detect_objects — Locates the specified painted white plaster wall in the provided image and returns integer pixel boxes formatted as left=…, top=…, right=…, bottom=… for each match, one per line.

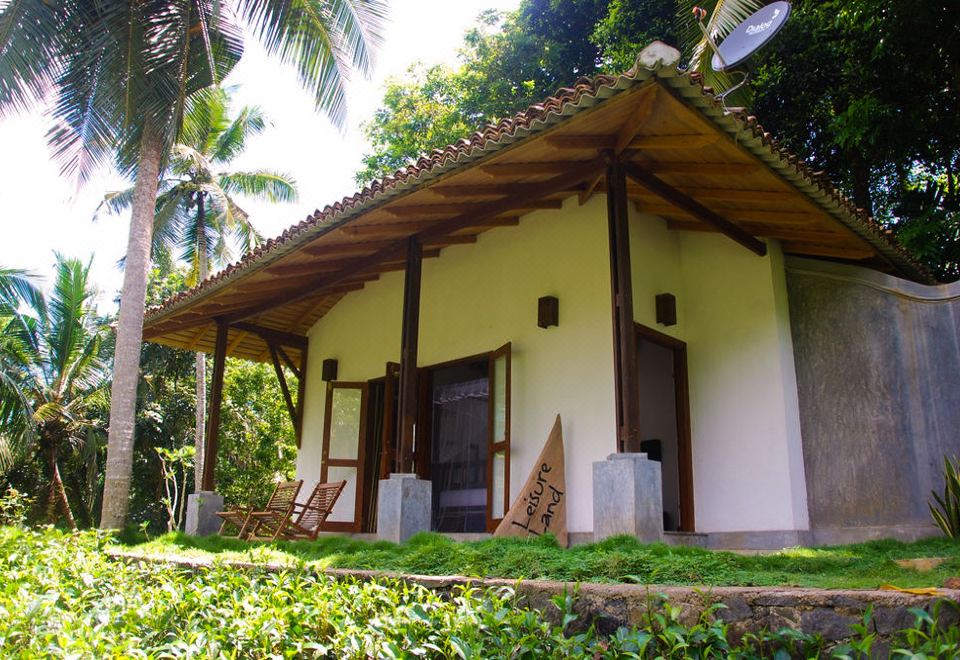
left=297, top=196, right=808, bottom=535
left=679, top=234, right=808, bottom=532
left=626, top=210, right=808, bottom=533
left=298, top=196, right=617, bottom=532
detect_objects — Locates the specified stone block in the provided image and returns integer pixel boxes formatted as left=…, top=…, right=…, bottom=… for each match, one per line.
left=377, top=474, right=431, bottom=543
left=185, top=491, right=224, bottom=536
left=593, top=453, right=663, bottom=542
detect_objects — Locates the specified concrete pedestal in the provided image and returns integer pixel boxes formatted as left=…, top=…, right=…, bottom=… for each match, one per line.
left=377, top=474, right=431, bottom=543
left=593, top=453, right=663, bottom=542
left=185, top=491, right=224, bottom=536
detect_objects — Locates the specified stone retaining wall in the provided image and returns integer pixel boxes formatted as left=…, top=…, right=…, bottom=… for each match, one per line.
left=112, top=551, right=959, bottom=654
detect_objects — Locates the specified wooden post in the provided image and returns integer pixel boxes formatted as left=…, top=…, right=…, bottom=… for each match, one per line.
left=294, top=342, right=308, bottom=448
left=605, top=154, right=642, bottom=453
left=397, top=236, right=423, bottom=473
left=202, top=319, right=228, bottom=491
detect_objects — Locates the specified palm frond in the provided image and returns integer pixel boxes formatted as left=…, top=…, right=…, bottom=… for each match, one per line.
left=211, top=104, right=267, bottom=163
left=676, top=0, right=766, bottom=96
left=236, top=0, right=388, bottom=128
left=219, top=170, right=298, bottom=203
left=0, top=0, right=67, bottom=117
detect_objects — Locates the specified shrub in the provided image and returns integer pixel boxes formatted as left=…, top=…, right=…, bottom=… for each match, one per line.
left=0, top=487, right=32, bottom=526
left=930, top=455, right=960, bottom=539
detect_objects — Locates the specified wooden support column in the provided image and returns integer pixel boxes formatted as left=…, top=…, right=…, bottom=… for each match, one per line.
left=397, top=236, right=423, bottom=473
left=294, top=342, right=309, bottom=448
left=605, top=154, right=642, bottom=454
left=202, top=319, right=228, bottom=491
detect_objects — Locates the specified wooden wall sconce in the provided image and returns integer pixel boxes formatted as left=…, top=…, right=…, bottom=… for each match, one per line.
left=321, top=358, right=339, bottom=382
left=538, top=296, right=559, bottom=328
left=655, top=293, right=677, bottom=326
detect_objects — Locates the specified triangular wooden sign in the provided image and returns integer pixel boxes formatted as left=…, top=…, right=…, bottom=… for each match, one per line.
left=494, top=415, right=568, bottom=547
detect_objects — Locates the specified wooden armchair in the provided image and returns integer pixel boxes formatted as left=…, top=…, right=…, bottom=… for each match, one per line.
left=246, top=480, right=347, bottom=542
left=216, top=479, right=303, bottom=539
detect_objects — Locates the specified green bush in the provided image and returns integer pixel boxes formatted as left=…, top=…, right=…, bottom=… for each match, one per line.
left=930, top=455, right=960, bottom=539
left=0, top=487, right=32, bottom=526
left=1, top=527, right=958, bottom=658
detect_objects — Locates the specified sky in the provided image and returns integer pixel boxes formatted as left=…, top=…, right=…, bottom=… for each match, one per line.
left=0, top=0, right=521, bottom=311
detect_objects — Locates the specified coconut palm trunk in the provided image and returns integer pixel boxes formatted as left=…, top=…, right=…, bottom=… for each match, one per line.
left=194, top=194, right=208, bottom=491
left=44, top=438, right=77, bottom=530
left=100, top=130, right=164, bottom=529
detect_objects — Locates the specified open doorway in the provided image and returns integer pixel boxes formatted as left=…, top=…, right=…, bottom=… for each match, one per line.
left=635, top=324, right=694, bottom=532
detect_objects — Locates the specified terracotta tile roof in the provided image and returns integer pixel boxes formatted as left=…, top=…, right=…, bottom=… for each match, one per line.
left=145, top=42, right=931, bottom=322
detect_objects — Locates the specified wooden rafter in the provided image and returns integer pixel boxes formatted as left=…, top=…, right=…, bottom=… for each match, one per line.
left=614, top=86, right=657, bottom=154
left=622, top=161, right=767, bottom=256
left=547, top=133, right=718, bottom=150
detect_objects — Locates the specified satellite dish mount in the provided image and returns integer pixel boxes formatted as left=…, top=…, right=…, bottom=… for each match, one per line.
left=693, top=1, right=791, bottom=109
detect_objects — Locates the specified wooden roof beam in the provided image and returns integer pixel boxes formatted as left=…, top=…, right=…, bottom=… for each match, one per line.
left=479, top=160, right=596, bottom=176
left=385, top=199, right=562, bottom=218
left=548, top=134, right=718, bottom=150
left=614, top=86, right=657, bottom=154
left=231, top=321, right=308, bottom=349
left=429, top=183, right=584, bottom=198
left=622, top=161, right=767, bottom=257
left=633, top=201, right=823, bottom=226
left=302, top=241, right=395, bottom=257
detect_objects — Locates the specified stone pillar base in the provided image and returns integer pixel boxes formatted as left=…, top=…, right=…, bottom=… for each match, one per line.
left=593, top=453, right=663, bottom=542
left=377, top=474, right=431, bottom=543
left=185, top=491, right=224, bottom=536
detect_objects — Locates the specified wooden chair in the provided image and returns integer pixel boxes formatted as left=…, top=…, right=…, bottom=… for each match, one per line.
left=216, top=480, right=302, bottom=539
left=246, top=480, right=347, bottom=542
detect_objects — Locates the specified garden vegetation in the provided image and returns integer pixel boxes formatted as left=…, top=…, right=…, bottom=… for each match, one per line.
left=3, top=526, right=959, bottom=658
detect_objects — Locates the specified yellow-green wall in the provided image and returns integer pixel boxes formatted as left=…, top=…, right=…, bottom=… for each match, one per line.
left=298, top=194, right=809, bottom=535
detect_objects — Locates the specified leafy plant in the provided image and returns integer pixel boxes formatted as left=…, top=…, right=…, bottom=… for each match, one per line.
left=156, top=445, right=195, bottom=533
left=1, top=527, right=959, bottom=658
left=930, top=455, right=960, bottom=539
left=0, top=487, right=32, bottom=526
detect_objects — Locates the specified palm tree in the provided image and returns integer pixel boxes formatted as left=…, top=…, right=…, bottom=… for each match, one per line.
left=0, top=0, right=387, bottom=528
left=102, top=87, right=298, bottom=491
left=0, top=256, right=110, bottom=529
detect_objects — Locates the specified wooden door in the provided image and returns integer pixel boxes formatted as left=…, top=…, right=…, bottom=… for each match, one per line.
left=486, top=343, right=511, bottom=531
left=320, top=381, right=368, bottom=532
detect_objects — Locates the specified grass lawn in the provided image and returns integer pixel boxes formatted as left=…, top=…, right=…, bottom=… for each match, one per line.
left=120, top=530, right=960, bottom=590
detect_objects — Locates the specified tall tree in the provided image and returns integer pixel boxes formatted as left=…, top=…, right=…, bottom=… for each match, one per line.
left=0, top=0, right=387, bottom=528
left=102, top=87, right=297, bottom=490
left=0, top=256, right=110, bottom=528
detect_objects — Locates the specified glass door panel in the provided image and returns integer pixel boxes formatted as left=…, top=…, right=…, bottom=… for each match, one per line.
left=321, top=382, right=368, bottom=531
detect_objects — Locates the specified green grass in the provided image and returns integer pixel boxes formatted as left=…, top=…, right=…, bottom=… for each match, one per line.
left=120, top=530, right=960, bottom=589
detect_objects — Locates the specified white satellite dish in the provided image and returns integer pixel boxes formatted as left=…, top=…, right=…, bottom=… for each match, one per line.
left=710, top=1, right=792, bottom=72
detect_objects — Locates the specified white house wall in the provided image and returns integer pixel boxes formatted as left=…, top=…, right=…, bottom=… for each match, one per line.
left=628, top=209, right=809, bottom=534
left=299, top=195, right=617, bottom=532
left=298, top=195, right=809, bottom=535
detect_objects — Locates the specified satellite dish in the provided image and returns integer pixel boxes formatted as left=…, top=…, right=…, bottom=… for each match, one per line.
left=711, top=1, right=791, bottom=72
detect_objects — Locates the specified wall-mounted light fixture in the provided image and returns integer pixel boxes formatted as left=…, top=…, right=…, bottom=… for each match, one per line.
left=321, top=358, right=339, bottom=382
left=655, top=293, right=677, bottom=326
left=538, top=296, right=559, bottom=329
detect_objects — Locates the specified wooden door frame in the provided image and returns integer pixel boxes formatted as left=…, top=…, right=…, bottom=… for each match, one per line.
left=415, top=349, right=511, bottom=532
left=634, top=323, right=695, bottom=533
left=320, top=381, right=369, bottom=533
